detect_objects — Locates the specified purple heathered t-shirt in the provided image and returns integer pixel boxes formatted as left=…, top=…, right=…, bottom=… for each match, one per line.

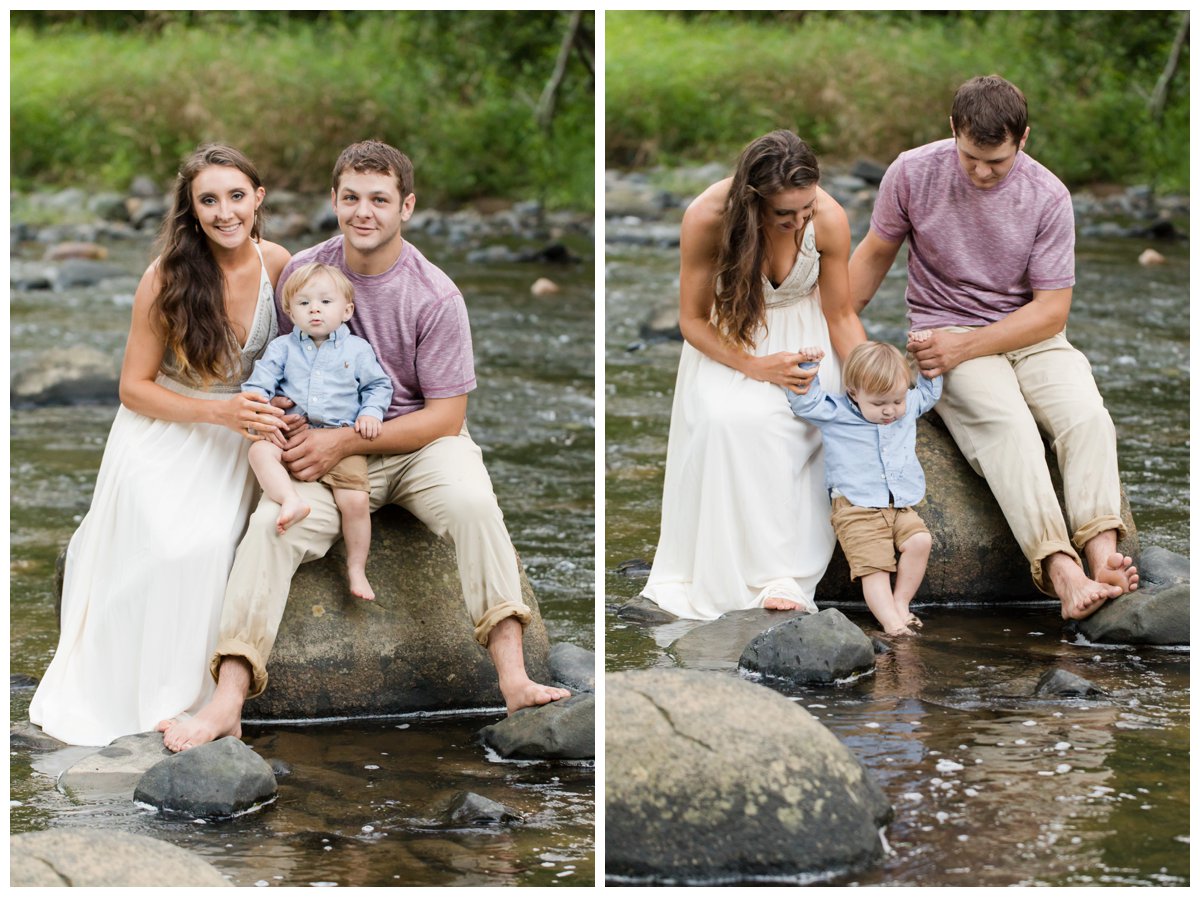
left=870, top=138, right=1076, bottom=330
left=276, top=236, right=476, bottom=420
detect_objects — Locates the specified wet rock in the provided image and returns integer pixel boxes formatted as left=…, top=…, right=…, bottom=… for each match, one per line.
left=517, top=242, right=581, bottom=264
left=1138, top=248, right=1166, bottom=266
left=478, top=692, right=594, bottom=761
left=740, top=608, right=875, bottom=684
left=44, top=241, right=108, bottom=261
left=530, top=276, right=559, bottom=296
left=128, top=175, right=162, bottom=198
left=606, top=668, right=892, bottom=884
left=87, top=192, right=130, bottom=222
left=548, top=642, right=595, bottom=693
left=816, top=416, right=1139, bottom=604
left=441, top=791, right=523, bottom=826
left=617, top=595, right=678, bottom=625
left=248, top=505, right=553, bottom=720
left=1074, top=585, right=1189, bottom=646
left=58, top=731, right=170, bottom=798
left=125, top=196, right=168, bottom=231
left=10, top=721, right=66, bottom=752
left=851, top=159, right=889, bottom=186
left=134, top=735, right=277, bottom=818
left=615, top=557, right=652, bottom=578
left=10, top=674, right=38, bottom=690
left=268, top=757, right=293, bottom=778
left=51, top=258, right=130, bottom=290
left=1137, top=545, right=1189, bottom=589
left=639, top=306, right=682, bottom=343
left=605, top=220, right=681, bottom=248
left=10, top=829, right=232, bottom=887
left=310, top=205, right=340, bottom=233
left=1131, top=219, right=1184, bottom=241
left=605, top=177, right=673, bottom=220
left=670, top=607, right=809, bottom=672
left=1034, top=669, right=1103, bottom=697
left=11, top=345, right=121, bottom=405
left=270, top=211, right=311, bottom=240
left=466, top=244, right=519, bottom=265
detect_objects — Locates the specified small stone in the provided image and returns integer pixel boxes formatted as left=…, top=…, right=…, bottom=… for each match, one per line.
left=1034, top=669, right=1104, bottom=698
left=441, top=791, right=523, bottom=827
left=530, top=277, right=560, bottom=296
left=1138, top=248, right=1166, bottom=266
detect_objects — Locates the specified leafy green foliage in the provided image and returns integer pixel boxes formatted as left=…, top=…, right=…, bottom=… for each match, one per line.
left=607, top=11, right=1189, bottom=190
left=11, top=12, right=595, bottom=208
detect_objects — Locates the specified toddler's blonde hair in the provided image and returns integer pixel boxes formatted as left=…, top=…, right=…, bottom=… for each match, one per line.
left=842, top=340, right=915, bottom=395
left=280, top=262, right=355, bottom=316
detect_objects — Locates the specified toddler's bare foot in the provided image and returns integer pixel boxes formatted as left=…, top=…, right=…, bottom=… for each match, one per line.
left=1094, top=553, right=1139, bottom=596
left=276, top=498, right=310, bottom=535
left=884, top=623, right=916, bottom=637
left=500, top=677, right=571, bottom=715
left=905, top=613, right=923, bottom=629
left=349, top=569, right=375, bottom=601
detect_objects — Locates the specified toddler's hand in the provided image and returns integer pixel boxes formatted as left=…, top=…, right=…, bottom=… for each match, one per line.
left=907, top=330, right=933, bottom=345
left=355, top=415, right=382, bottom=440
left=796, top=346, right=825, bottom=365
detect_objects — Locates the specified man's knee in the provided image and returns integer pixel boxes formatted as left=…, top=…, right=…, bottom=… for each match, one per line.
left=438, top=481, right=504, bottom=528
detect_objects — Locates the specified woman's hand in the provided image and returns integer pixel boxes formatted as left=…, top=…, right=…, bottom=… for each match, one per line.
left=218, top=392, right=287, bottom=441
left=742, top=351, right=819, bottom=392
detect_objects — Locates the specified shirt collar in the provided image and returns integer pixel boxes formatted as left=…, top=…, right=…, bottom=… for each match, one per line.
left=294, top=323, right=351, bottom=344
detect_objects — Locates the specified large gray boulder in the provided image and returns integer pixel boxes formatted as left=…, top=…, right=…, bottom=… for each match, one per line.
left=1074, top=585, right=1189, bottom=646
left=548, top=642, right=596, bottom=693
left=740, top=608, right=876, bottom=684
left=133, top=735, right=277, bottom=818
left=606, top=669, right=892, bottom=884
left=816, top=415, right=1139, bottom=604
left=10, top=829, right=231, bottom=887
left=248, top=506, right=552, bottom=719
left=668, top=608, right=809, bottom=672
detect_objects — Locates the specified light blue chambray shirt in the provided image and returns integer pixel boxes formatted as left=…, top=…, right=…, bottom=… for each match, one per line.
left=786, top=371, right=943, bottom=508
left=242, top=324, right=393, bottom=428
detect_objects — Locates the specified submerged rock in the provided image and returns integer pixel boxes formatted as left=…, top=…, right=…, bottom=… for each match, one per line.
left=740, top=608, right=876, bottom=685
left=12, top=345, right=121, bottom=405
left=669, top=607, right=810, bottom=672
left=10, top=829, right=231, bottom=887
left=440, top=791, right=523, bottom=827
left=1034, top=669, right=1103, bottom=698
left=548, top=642, right=596, bottom=693
left=617, top=595, right=678, bottom=625
left=606, top=668, right=892, bottom=884
left=58, top=731, right=171, bottom=798
left=134, top=735, right=276, bottom=818
left=9, top=721, right=66, bottom=752
left=478, top=693, right=594, bottom=761
left=1074, top=585, right=1189, bottom=646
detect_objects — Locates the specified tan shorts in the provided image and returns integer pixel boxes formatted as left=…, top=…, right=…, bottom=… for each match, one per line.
left=319, top=454, right=370, bottom=492
left=830, top=495, right=929, bottom=581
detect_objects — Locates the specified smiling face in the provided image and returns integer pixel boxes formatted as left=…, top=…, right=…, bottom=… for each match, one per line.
left=761, top=186, right=818, bottom=234
left=332, top=170, right=416, bottom=273
left=288, top=270, right=354, bottom=342
left=190, top=165, right=264, bottom=250
left=849, top=380, right=909, bottom=425
left=951, top=120, right=1029, bottom=190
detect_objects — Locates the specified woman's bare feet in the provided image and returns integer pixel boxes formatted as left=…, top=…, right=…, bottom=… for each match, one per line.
left=276, top=498, right=310, bottom=535
left=499, top=676, right=571, bottom=715
left=348, top=569, right=375, bottom=601
left=1093, top=552, right=1139, bottom=596
left=763, top=596, right=807, bottom=611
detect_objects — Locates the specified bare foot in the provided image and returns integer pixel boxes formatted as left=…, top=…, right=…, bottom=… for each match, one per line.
left=1048, top=554, right=1121, bottom=621
left=276, top=498, right=311, bottom=535
left=1093, top=553, right=1139, bottom=596
left=349, top=569, right=375, bottom=601
left=763, top=596, right=810, bottom=611
left=500, top=677, right=571, bottom=715
left=156, top=699, right=243, bottom=753
left=905, top=613, right=923, bottom=629
left=884, top=623, right=916, bottom=637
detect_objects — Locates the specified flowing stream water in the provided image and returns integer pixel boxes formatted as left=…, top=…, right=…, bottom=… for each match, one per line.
left=10, top=223, right=596, bottom=886
left=605, top=217, right=1189, bottom=886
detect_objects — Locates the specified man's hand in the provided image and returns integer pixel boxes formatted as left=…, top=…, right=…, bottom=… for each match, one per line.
left=908, top=329, right=970, bottom=378
left=355, top=415, right=382, bottom=440
left=282, top=426, right=350, bottom=482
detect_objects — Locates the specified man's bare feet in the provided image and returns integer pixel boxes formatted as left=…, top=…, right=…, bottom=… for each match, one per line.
left=1047, top=553, right=1122, bottom=621
left=348, top=569, right=375, bottom=601
left=499, top=677, right=571, bottom=715
left=1093, top=552, right=1139, bottom=596
left=156, top=701, right=243, bottom=753
left=276, top=498, right=311, bottom=535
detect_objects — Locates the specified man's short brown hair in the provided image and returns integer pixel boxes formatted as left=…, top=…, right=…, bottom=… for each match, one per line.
left=332, top=140, right=414, bottom=198
left=951, top=75, right=1028, bottom=148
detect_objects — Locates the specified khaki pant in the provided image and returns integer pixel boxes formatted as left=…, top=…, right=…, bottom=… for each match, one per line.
left=933, top=329, right=1125, bottom=594
left=212, top=428, right=531, bottom=698
left=830, top=496, right=929, bottom=582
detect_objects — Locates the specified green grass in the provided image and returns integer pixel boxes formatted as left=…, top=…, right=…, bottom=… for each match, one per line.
left=10, top=13, right=595, bottom=209
left=606, top=11, right=1189, bottom=191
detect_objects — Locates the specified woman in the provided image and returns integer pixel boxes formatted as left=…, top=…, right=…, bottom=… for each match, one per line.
left=29, top=144, right=292, bottom=746
left=641, top=130, right=866, bottom=620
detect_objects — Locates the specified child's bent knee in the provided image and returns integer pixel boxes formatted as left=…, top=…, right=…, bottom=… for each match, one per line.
left=900, top=531, right=932, bottom=553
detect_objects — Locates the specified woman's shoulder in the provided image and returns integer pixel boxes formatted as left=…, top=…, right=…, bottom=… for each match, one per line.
left=812, top=186, right=849, bottom=251
left=258, top=239, right=292, bottom=285
left=680, top=178, right=730, bottom=251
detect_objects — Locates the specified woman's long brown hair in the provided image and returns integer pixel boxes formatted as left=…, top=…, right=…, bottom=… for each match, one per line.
left=153, top=144, right=264, bottom=386
left=713, top=130, right=820, bottom=350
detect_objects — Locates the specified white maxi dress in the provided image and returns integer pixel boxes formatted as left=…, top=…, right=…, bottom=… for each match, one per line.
left=29, top=242, right=278, bottom=746
left=641, top=223, right=840, bottom=620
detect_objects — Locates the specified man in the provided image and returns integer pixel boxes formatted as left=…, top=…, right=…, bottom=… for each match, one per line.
left=160, top=140, right=569, bottom=751
left=848, top=75, right=1138, bottom=621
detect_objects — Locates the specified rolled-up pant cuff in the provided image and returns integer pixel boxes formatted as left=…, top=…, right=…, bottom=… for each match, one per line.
left=473, top=601, right=533, bottom=646
left=1030, top=540, right=1081, bottom=596
left=210, top=639, right=270, bottom=700
left=1072, top=516, right=1127, bottom=551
